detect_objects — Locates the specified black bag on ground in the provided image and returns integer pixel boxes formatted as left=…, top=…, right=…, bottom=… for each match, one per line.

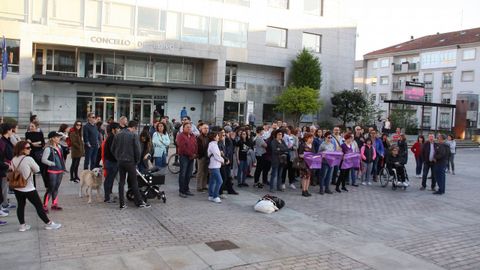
left=262, top=194, right=285, bottom=209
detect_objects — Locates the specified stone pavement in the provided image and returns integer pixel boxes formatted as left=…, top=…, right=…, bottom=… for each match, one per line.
left=0, top=149, right=479, bottom=270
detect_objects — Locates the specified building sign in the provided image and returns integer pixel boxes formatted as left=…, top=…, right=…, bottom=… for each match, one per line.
left=89, top=36, right=177, bottom=52
left=404, top=81, right=425, bottom=102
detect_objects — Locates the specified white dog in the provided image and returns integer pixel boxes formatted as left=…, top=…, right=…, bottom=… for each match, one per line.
left=79, top=168, right=103, bottom=204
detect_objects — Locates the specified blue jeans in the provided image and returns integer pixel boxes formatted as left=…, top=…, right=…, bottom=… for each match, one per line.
left=350, top=168, right=358, bottom=185
left=104, top=160, right=118, bottom=201
left=362, top=161, right=373, bottom=183
left=178, top=155, right=194, bottom=194
left=84, top=145, right=99, bottom=170
left=154, top=154, right=167, bottom=168
left=237, top=160, right=248, bottom=185
left=319, top=163, right=332, bottom=190
left=208, top=168, right=223, bottom=199
left=415, top=156, right=424, bottom=175
left=434, top=163, right=446, bottom=193
left=269, top=165, right=284, bottom=192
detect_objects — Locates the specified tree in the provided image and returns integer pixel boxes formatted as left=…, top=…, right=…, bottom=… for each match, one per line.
left=358, top=93, right=384, bottom=127
left=389, top=106, right=418, bottom=135
left=290, top=48, right=322, bottom=89
left=275, top=86, right=321, bottom=126
left=331, top=89, right=367, bottom=127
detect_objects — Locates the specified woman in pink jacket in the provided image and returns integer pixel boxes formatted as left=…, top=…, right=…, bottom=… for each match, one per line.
left=360, top=138, right=377, bottom=185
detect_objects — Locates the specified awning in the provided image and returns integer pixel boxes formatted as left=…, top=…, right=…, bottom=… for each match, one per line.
left=32, top=74, right=226, bottom=91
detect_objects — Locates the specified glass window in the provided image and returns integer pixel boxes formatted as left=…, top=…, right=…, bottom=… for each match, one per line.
left=169, top=61, right=194, bottom=83
left=35, top=49, right=43, bottom=75
left=209, top=17, right=222, bottom=45
left=302, top=32, right=321, bottom=53
left=222, top=20, right=248, bottom=48
left=117, top=99, right=130, bottom=119
left=53, top=50, right=76, bottom=73
left=182, top=14, right=209, bottom=44
left=424, top=93, right=432, bottom=102
left=370, top=77, right=377, bottom=86
left=0, top=0, right=25, bottom=21
left=304, top=0, right=323, bottom=16
left=96, top=54, right=124, bottom=79
left=49, top=0, right=82, bottom=25
left=137, top=7, right=166, bottom=37
left=268, top=0, right=289, bottom=9
left=266, top=26, right=287, bottom=48
left=85, top=0, right=101, bottom=29
left=441, top=93, right=452, bottom=104
left=224, top=0, right=250, bottom=7
left=442, top=72, right=453, bottom=88
left=125, top=56, right=152, bottom=80
left=0, top=39, right=20, bottom=73
left=154, top=60, right=168, bottom=82
left=461, top=71, right=474, bottom=82
left=380, top=59, right=389, bottom=68
left=31, top=0, right=46, bottom=24
left=0, top=91, right=19, bottom=119
left=422, top=115, right=431, bottom=127
left=379, top=93, right=388, bottom=101
left=463, top=49, right=476, bottom=60
left=372, top=61, right=378, bottom=69
left=77, top=96, right=93, bottom=121
left=380, top=76, right=389, bottom=85
left=225, top=64, right=237, bottom=88
left=166, top=12, right=181, bottom=40
left=104, top=2, right=134, bottom=32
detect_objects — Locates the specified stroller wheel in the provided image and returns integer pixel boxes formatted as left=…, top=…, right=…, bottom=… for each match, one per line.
left=161, top=192, right=167, bottom=203
left=126, top=190, right=135, bottom=201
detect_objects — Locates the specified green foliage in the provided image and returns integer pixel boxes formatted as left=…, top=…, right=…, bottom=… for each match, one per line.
left=389, top=107, right=418, bottom=135
left=358, top=93, right=384, bottom=126
left=290, top=48, right=322, bottom=90
left=331, top=89, right=367, bottom=127
left=275, top=86, right=322, bottom=126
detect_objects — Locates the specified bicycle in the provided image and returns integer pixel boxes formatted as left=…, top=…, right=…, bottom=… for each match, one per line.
left=167, top=153, right=180, bottom=174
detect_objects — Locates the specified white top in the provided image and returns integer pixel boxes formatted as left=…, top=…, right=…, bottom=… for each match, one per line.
left=207, top=141, right=224, bottom=169
left=152, top=132, right=171, bottom=157
left=10, top=155, right=40, bottom=192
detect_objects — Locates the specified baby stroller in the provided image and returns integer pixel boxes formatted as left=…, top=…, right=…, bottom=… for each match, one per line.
left=127, top=167, right=167, bottom=203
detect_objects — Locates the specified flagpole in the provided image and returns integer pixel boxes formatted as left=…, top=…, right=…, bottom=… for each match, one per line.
left=1, top=78, right=3, bottom=123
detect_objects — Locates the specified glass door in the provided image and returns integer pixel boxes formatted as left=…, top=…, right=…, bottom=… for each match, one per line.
left=105, top=98, right=115, bottom=121
left=94, top=98, right=105, bottom=119
left=142, top=100, right=152, bottom=125
left=94, top=97, right=116, bottom=121
left=133, top=100, right=142, bottom=122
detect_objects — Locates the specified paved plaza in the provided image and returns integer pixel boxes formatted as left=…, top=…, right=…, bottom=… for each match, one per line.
left=1, top=149, right=479, bottom=270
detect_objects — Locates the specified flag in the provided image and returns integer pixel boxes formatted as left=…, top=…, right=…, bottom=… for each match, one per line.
left=1, top=36, right=8, bottom=80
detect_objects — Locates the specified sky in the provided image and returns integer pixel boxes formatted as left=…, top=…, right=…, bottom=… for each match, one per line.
left=340, top=0, right=480, bottom=59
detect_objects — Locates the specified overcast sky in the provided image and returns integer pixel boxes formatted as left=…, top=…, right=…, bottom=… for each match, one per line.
left=341, top=0, right=480, bottom=59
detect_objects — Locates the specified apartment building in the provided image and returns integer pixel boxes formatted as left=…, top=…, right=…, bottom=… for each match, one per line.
left=0, top=0, right=356, bottom=126
left=360, top=27, right=480, bottom=137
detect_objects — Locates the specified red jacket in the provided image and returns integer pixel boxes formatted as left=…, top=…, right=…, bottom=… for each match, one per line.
left=176, top=132, right=198, bottom=159
left=410, top=142, right=422, bottom=158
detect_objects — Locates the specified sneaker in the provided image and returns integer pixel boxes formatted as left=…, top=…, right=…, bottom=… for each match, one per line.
left=415, top=174, right=421, bottom=178
left=0, top=210, right=8, bottom=217
left=220, top=194, right=227, bottom=199
left=138, top=202, right=151, bottom=208
left=403, top=182, right=409, bottom=187
left=104, top=198, right=117, bottom=203
left=361, top=182, right=367, bottom=186
left=281, top=184, right=286, bottom=190
left=19, top=224, right=31, bottom=232
left=120, top=204, right=127, bottom=209
left=185, top=191, right=195, bottom=196
left=212, top=197, right=222, bottom=203
left=45, top=222, right=62, bottom=230
left=208, top=196, right=214, bottom=201
left=420, top=186, right=426, bottom=190
left=0, top=220, right=7, bottom=226
left=70, top=179, right=79, bottom=183
left=367, top=182, right=372, bottom=185
left=289, top=183, right=296, bottom=190
left=179, top=193, right=188, bottom=198
left=51, top=205, right=63, bottom=211
left=4, top=203, right=16, bottom=209
left=43, top=206, right=49, bottom=213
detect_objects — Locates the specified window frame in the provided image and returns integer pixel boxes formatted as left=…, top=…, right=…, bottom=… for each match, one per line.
left=268, top=0, right=289, bottom=9
left=304, top=0, right=324, bottom=16
left=0, top=38, right=20, bottom=74
left=462, top=48, right=476, bottom=61
left=266, top=26, right=288, bottom=48
left=302, top=32, right=322, bottom=53
left=461, top=70, right=474, bottom=82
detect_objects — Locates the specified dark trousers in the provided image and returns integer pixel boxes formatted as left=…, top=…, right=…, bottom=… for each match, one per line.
left=262, top=159, right=271, bottom=184
left=422, top=161, right=436, bottom=189
left=70, top=157, right=81, bottom=179
left=331, top=165, right=339, bottom=184
left=118, top=161, right=142, bottom=206
left=336, top=168, right=349, bottom=189
left=281, top=160, right=296, bottom=184
left=84, top=145, right=99, bottom=170
left=415, top=156, right=423, bottom=175
left=219, top=165, right=235, bottom=194
left=254, top=155, right=266, bottom=183
left=435, top=163, right=446, bottom=193
left=14, top=190, right=50, bottom=224
left=178, top=155, right=194, bottom=194
left=104, top=160, right=118, bottom=201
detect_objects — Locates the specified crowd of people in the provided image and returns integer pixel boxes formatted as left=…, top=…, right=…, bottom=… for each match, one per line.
left=0, top=112, right=457, bottom=231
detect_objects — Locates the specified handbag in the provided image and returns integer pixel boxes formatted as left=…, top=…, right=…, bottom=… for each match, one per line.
left=292, top=157, right=307, bottom=170
left=279, top=154, right=288, bottom=165
left=7, top=156, right=31, bottom=189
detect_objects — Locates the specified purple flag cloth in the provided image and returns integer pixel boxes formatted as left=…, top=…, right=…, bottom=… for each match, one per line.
left=304, top=152, right=322, bottom=169
left=322, top=152, right=343, bottom=167
left=341, top=153, right=361, bottom=169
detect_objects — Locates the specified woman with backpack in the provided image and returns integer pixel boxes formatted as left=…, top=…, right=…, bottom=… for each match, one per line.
left=42, top=132, right=66, bottom=213
left=10, top=141, right=62, bottom=231
left=68, top=121, right=84, bottom=183
left=360, top=137, right=377, bottom=185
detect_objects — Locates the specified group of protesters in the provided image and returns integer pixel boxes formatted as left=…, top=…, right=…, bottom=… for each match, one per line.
left=0, top=111, right=456, bottom=231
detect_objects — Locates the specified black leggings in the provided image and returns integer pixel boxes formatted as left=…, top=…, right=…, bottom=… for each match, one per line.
left=14, top=190, right=50, bottom=224
left=336, top=168, right=350, bottom=189
left=70, top=157, right=81, bottom=179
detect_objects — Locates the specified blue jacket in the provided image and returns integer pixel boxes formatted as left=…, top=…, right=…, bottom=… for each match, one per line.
left=83, top=122, right=100, bottom=147
left=313, top=137, right=323, bottom=153
left=42, top=146, right=66, bottom=171
left=374, top=137, right=385, bottom=157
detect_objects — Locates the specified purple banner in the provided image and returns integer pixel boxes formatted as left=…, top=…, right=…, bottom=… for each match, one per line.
left=304, top=152, right=322, bottom=169
left=341, top=153, right=361, bottom=169
left=322, top=152, right=343, bottom=167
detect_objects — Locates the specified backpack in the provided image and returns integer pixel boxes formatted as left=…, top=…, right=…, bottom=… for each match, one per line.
left=262, top=194, right=285, bottom=209
left=7, top=157, right=31, bottom=189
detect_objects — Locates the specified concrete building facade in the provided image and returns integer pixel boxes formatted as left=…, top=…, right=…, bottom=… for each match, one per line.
left=0, top=0, right=356, bottom=127
left=359, top=28, right=480, bottom=137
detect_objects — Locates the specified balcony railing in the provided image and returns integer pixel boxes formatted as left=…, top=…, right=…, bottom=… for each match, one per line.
left=393, top=64, right=402, bottom=72
left=392, top=62, right=420, bottom=74
left=392, top=81, right=405, bottom=91
left=441, top=81, right=453, bottom=89
left=408, top=63, right=417, bottom=71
